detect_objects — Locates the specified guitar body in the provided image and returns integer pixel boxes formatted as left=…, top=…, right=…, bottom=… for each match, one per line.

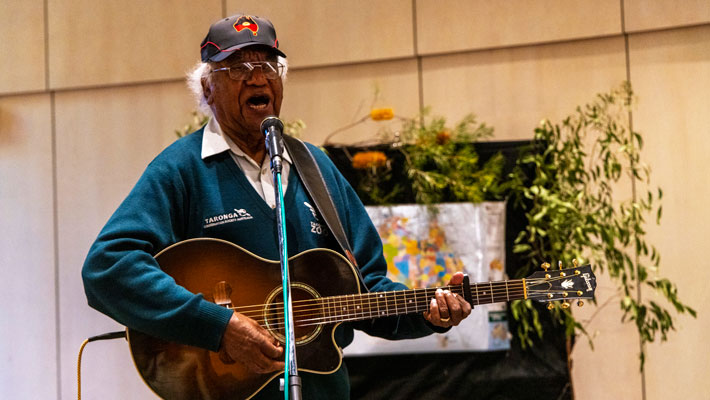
left=127, top=238, right=361, bottom=400
left=126, top=238, right=597, bottom=399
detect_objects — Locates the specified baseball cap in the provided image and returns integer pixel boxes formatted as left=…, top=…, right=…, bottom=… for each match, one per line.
left=200, top=14, right=286, bottom=62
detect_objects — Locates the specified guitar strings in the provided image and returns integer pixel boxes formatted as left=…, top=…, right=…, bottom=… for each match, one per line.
left=230, top=285, right=526, bottom=322
left=257, top=295, right=578, bottom=330
left=241, top=287, right=475, bottom=321
left=230, top=282, right=533, bottom=319
left=255, top=292, right=531, bottom=330
left=226, top=284, right=467, bottom=314
left=227, top=274, right=579, bottom=314
left=254, top=287, right=575, bottom=331
left=227, top=280, right=532, bottom=313
left=230, top=279, right=570, bottom=323
left=244, top=287, right=532, bottom=330
left=222, top=275, right=583, bottom=330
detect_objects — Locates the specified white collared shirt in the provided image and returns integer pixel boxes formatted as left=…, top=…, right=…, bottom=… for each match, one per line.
left=201, top=117, right=291, bottom=208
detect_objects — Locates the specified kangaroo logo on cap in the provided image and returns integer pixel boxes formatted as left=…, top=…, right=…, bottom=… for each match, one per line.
left=234, top=15, right=259, bottom=36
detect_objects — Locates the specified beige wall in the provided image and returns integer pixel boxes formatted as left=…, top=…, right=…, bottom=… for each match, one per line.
left=1, top=1, right=708, bottom=399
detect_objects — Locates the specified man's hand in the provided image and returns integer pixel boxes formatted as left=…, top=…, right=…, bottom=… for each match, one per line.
left=218, top=312, right=284, bottom=374
left=423, top=272, right=472, bottom=328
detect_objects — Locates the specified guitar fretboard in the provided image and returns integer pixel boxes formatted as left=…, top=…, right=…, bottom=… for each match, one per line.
left=312, top=279, right=526, bottom=325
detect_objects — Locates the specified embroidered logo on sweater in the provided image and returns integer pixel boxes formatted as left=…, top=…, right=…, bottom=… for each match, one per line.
left=304, top=202, right=317, bottom=218
left=304, top=202, right=325, bottom=235
left=203, top=208, right=254, bottom=228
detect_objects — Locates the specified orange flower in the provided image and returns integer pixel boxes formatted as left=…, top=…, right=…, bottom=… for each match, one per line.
left=436, top=130, right=451, bottom=145
left=352, top=151, right=388, bottom=169
left=370, top=108, right=394, bottom=121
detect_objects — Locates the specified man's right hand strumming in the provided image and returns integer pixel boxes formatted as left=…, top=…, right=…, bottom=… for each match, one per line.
left=218, top=312, right=285, bottom=374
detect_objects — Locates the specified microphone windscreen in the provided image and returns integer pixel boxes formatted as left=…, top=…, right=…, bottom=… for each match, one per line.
left=260, top=116, right=283, bottom=134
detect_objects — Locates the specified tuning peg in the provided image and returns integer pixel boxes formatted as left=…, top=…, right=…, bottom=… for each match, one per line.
left=547, top=303, right=555, bottom=310
left=541, top=262, right=551, bottom=272
left=558, top=260, right=563, bottom=269
left=561, top=301, right=570, bottom=309
left=572, top=259, right=579, bottom=267
left=577, top=300, right=584, bottom=307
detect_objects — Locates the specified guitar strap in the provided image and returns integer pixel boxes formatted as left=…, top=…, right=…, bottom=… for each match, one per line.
left=282, top=135, right=370, bottom=293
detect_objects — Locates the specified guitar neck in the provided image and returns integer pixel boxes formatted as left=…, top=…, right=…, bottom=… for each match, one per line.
left=319, top=279, right=525, bottom=324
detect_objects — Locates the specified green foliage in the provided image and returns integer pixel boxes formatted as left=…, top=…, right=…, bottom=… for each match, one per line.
left=356, top=109, right=505, bottom=205
left=507, top=82, right=695, bottom=369
left=400, top=110, right=505, bottom=204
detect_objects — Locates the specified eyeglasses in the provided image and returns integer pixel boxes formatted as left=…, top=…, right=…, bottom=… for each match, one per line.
left=211, top=61, right=284, bottom=81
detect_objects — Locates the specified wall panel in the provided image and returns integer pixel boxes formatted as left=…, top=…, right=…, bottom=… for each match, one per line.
left=47, top=0, right=222, bottom=89
left=281, top=59, right=420, bottom=145
left=0, top=0, right=46, bottom=94
left=0, top=94, right=56, bottom=399
left=416, top=0, right=621, bottom=56
left=571, top=272, right=643, bottom=400
left=627, top=25, right=710, bottom=400
left=229, top=0, right=415, bottom=68
left=624, top=0, right=710, bottom=32
left=421, top=36, right=627, bottom=141
left=55, top=81, right=197, bottom=399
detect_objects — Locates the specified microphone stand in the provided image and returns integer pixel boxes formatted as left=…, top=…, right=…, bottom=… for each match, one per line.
left=263, top=117, right=302, bottom=400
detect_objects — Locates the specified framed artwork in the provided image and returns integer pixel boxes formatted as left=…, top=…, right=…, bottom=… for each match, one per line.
left=346, top=201, right=510, bottom=355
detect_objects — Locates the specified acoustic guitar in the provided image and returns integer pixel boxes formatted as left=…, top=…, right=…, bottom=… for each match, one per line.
left=127, top=237, right=596, bottom=400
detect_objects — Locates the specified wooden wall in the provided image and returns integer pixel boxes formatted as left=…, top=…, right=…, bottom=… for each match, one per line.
left=1, top=1, right=708, bottom=399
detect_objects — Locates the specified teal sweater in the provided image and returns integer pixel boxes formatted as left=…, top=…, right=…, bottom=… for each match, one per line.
left=82, top=128, right=440, bottom=398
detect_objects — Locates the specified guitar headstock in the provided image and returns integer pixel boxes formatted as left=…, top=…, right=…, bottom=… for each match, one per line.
left=525, top=260, right=596, bottom=309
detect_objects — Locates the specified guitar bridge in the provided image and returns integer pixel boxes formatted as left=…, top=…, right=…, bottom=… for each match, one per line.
left=212, top=281, right=233, bottom=308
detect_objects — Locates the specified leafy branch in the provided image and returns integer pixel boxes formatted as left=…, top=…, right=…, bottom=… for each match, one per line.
left=508, top=82, right=695, bottom=368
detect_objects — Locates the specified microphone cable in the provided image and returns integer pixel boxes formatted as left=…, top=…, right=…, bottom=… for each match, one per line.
left=77, top=331, right=126, bottom=400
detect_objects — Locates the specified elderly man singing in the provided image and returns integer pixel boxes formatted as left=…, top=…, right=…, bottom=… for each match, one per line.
left=82, top=14, right=471, bottom=399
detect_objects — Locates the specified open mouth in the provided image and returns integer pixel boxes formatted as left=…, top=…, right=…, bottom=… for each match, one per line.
left=246, top=95, right=271, bottom=111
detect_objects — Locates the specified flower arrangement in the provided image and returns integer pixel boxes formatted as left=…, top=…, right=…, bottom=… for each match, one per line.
left=339, top=108, right=504, bottom=206
left=334, top=82, right=694, bottom=370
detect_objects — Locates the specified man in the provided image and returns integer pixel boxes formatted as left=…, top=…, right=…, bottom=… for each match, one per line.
left=82, top=14, right=471, bottom=399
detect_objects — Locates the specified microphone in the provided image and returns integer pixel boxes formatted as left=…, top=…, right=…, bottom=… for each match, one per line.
left=261, top=116, right=284, bottom=173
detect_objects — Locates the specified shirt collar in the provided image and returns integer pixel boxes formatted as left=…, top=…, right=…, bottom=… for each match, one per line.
left=201, top=117, right=292, bottom=165
left=201, top=117, right=230, bottom=159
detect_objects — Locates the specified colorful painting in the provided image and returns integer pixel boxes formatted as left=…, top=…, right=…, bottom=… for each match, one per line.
left=345, top=202, right=510, bottom=355
left=379, top=217, right=464, bottom=289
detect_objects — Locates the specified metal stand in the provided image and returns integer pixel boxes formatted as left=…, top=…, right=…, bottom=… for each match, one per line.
left=264, top=118, right=302, bottom=400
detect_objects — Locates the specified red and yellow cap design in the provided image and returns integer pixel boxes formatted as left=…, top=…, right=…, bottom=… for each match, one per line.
left=234, top=15, right=259, bottom=36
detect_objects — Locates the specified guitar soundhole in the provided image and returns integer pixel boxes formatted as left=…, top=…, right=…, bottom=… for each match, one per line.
left=263, top=283, right=323, bottom=346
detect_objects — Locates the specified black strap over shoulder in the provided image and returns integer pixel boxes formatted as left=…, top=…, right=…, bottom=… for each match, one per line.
left=282, top=135, right=364, bottom=276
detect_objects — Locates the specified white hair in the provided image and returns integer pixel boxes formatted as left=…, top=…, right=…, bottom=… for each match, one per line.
left=186, top=55, right=288, bottom=117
